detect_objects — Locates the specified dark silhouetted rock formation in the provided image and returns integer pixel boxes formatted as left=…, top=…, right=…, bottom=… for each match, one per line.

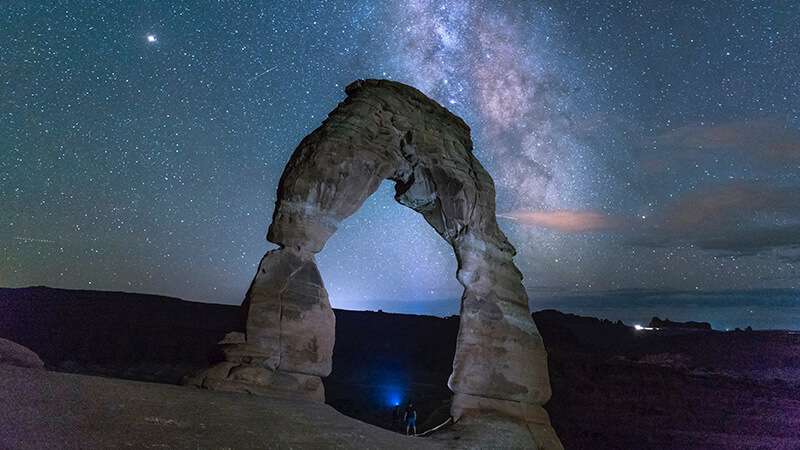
left=191, top=79, right=561, bottom=448
left=649, top=317, right=712, bottom=331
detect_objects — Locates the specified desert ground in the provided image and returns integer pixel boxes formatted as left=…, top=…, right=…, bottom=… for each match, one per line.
left=2, top=286, right=800, bottom=449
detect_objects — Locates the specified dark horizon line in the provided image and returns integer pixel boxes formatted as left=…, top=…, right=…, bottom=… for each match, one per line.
left=5, top=284, right=800, bottom=331
left=2, top=283, right=798, bottom=305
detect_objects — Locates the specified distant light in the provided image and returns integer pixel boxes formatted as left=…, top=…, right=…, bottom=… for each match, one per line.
left=147, top=34, right=157, bottom=43
left=634, top=324, right=644, bottom=331
left=386, top=388, right=402, bottom=408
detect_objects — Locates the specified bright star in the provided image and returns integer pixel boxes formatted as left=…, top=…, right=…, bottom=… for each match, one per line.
left=146, top=34, right=157, bottom=43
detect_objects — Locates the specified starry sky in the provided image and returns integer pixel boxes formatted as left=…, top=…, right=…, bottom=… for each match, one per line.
left=2, top=1, right=799, bottom=317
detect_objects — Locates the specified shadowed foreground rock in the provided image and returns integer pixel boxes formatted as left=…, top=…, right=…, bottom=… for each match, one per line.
left=192, top=79, right=562, bottom=448
left=0, top=364, right=436, bottom=450
left=0, top=337, right=44, bottom=369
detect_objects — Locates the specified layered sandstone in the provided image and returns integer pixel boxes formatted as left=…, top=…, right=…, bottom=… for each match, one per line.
left=193, top=79, right=561, bottom=448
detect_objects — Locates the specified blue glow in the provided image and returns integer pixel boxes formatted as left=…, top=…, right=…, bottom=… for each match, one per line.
left=385, top=388, right=403, bottom=407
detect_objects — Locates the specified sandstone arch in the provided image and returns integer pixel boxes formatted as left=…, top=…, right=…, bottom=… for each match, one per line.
left=198, top=80, right=561, bottom=448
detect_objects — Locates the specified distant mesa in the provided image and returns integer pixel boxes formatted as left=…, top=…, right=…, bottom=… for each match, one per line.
left=648, top=317, right=712, bottom=331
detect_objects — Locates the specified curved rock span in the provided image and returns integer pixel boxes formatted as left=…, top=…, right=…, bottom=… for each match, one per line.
left=194, top=79, right=562, bottom=448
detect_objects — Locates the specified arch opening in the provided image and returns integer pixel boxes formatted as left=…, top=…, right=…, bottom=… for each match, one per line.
left=318, top=179, right=461, bottom=432
left=317, top=180, right=461, bottom=315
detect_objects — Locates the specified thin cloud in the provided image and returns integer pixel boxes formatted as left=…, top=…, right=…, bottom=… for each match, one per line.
left=630, top=181, right=800, bottom=255
left=655, top=118, right=800, bottom=165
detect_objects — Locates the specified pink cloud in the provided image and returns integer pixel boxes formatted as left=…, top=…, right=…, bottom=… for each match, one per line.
left=498, top=210, right=621, bottom=233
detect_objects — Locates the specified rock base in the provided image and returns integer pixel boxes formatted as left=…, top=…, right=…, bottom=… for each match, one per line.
left=449, top=393, right=563, bottom=450
left=184, top=361, right=325, bottom=402
left=183, top=317, right=329, bottom=402
left=430, top=413, right=562, bottom=450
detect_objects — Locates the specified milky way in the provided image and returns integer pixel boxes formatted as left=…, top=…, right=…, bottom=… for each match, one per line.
left=386, top=1, right=588, bottom=212
left=2, top=1, right=799, bottom=317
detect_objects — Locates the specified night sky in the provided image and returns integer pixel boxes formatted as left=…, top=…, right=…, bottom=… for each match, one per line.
left=2, top=1, right=799, bottom=317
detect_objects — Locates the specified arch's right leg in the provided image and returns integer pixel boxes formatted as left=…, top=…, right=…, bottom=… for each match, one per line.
left=445, top=234, right=563, bottom=449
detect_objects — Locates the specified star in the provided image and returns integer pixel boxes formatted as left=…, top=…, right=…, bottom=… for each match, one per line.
left=146, top=34, right=157, bottom=43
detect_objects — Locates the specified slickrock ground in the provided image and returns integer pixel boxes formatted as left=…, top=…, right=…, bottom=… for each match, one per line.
left=0, top=364, right=438, bottom=450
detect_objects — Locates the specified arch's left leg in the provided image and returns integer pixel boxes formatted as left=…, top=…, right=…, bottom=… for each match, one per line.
left=186, top=247, right=335, bottom=401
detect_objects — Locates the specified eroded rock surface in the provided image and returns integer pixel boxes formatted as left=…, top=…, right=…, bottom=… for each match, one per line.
left=196, top=79, right=561, bottom=448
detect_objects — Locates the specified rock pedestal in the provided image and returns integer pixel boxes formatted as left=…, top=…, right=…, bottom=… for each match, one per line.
left=193, top=79, right=562, bottom=448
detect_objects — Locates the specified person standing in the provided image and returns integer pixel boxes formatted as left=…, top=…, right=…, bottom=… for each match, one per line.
left=403, top=402, right=417, bottom=436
